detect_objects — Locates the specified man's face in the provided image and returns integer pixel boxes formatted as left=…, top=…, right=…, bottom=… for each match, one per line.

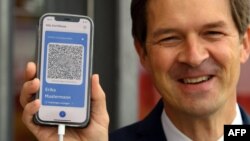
left=138, top=0, right=250, bottom=116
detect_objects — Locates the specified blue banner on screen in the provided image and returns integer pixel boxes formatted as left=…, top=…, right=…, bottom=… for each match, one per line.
left=41, top=31, right=88, bottom=107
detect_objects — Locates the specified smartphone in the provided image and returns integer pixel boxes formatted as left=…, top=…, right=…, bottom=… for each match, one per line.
left=34, top=13, right=93, bottom=127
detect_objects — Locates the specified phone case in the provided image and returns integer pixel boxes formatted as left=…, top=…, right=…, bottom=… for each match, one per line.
left=34, top=13, right=93, bottom=128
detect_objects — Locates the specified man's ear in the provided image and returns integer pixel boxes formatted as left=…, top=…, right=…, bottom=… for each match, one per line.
left=134, top=39, right=148, bottom=68
left=240, top=26, right=250, bottom=63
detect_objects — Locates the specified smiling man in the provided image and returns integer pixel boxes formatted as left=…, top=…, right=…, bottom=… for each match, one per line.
left=20, top=0, right=250, bottom=141
left=110, top=0, right=250, bottom=141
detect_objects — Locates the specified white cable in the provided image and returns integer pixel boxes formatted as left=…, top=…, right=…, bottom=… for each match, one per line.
left=58, top=124, right=66, bottom=141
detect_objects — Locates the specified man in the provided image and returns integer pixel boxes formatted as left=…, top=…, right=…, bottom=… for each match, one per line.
left=20, top=0, right=250, bottom=141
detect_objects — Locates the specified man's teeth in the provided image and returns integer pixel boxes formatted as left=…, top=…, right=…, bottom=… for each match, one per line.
left=183, top=76, right=210, bottom=84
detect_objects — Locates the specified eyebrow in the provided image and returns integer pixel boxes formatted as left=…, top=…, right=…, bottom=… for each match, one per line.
left=152, top=21, right=227, bottom=37
left=202, top=21, right=227, bottom=29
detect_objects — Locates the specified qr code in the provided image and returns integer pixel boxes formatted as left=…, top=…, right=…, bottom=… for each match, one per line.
left=46, top=43, right=84, bottom=85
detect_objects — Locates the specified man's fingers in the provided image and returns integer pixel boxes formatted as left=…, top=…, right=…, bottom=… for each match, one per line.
left=91, top=74, right=109, bottom=126
left=25, top=62, right=37, bottom=81
left=91, top=74, right=107, bottom=112
left=20, top=78, right=40, bottom=108
left=22, top=99, right=40, bottom=134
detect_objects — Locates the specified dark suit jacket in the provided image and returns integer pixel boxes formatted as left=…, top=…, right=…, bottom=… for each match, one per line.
left=109, top=100, right=250, bottom=141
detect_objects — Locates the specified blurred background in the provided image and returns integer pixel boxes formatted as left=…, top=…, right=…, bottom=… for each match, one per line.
left=0, top=0, right=250, bottom=140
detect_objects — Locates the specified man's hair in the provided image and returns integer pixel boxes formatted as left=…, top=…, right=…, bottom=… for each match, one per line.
left=230, top=0, right=250, bottom=36
left=131, top=0, right=250, bottom=47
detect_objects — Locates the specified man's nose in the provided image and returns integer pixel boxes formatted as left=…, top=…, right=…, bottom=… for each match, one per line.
left=177, top=35, right=209, bottom=67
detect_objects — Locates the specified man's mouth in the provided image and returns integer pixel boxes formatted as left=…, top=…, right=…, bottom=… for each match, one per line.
left=179, top=76, right=213, bottom=84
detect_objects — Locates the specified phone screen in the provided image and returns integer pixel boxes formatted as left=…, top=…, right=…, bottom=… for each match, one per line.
left=36, top=14, right=93, bottom=127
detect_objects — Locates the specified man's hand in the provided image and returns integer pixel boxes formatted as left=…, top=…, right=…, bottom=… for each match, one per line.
left=20, top=62, right=109, bottom=141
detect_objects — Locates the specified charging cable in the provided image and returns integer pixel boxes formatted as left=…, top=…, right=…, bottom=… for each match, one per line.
left=58, top=124, right=66, bottom=141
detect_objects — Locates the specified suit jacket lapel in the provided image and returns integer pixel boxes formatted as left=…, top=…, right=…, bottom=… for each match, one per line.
left=136, top=100, right=167, bottom=141
left=239, top=106, right=250, bottom=124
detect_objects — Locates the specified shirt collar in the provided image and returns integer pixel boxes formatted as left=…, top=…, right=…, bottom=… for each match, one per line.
left=161, top=104, right=243, bottom=141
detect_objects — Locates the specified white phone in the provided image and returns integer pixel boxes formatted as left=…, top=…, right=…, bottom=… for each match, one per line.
left=34, top=13, right=93, bottom=127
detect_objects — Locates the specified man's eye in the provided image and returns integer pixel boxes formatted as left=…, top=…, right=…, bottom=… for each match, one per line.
left=158, top=36, right=181, bottom=43
left=204, top=31, right=225, bottom=38
left=157, top=36, right=181, bottom=47
left=162, top=36, right=180, bottom=41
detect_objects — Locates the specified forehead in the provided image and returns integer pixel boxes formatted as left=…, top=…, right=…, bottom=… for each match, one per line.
left=146, top=0, right=234, bottom=30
